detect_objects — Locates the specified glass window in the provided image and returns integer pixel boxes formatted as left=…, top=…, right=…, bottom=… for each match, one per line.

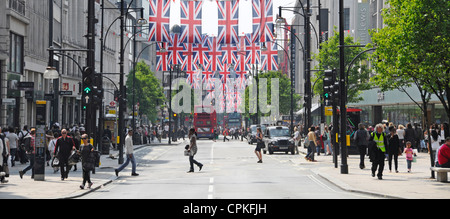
left=9, top=32, right=24, bottom=74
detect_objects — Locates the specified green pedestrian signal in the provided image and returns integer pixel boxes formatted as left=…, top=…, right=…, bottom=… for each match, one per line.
left=84, top=87, right=92, bottom=94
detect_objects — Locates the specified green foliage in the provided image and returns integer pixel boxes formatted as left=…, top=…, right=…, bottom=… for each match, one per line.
left=126, top=61, right=166, bottom=122
left=370, top=0, right=450, bottom=118
left=312, top=29, right=371, bottom=103
left=244, top=71, right=302, bottom=117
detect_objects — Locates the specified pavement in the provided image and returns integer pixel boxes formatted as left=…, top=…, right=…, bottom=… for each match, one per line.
left=296, top=143, right=450, bottom=199
left=1, top=136, right=449, bottom=199
left=0, top=138, right=185, bottom=199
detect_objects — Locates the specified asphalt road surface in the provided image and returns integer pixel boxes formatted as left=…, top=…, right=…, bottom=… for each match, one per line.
left=80, top=138, right=380, bottom=199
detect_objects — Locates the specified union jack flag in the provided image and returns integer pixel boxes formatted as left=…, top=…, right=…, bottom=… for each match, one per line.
left=244, top=34, right=261, bottom=69
left=167, top=34, right=186, bottom=66
left=180, top=0, right=203, bottom=44
left=149, top=0, right=171, bottom=42
left=205, top=37, right=223, bottom=72
left=235, top=36, right=249, bottom=72
left=221, top=44, right=238, bottom=70
left=192, top=36, right=210, bottom=70
left=217, top=0, right=239, bottom=45
left=260, top=41, right=278, bottom=71
left=156, top=42, right=169, bottom=71
left=251, top=0, right=274, bottom=43
left=181, top=43, right=197, bottom=72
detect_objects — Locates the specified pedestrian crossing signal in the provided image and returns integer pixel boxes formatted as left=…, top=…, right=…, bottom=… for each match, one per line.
left=84, top=87, right=92, bottom=94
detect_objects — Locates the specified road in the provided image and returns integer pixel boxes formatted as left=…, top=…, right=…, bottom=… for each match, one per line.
left=80, top=138, right=380, bottom=199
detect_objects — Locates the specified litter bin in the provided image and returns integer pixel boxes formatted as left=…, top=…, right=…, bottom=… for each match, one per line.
left=101, top=136, right=111, bottom=155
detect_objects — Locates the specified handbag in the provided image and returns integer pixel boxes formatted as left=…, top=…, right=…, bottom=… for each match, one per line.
left=184, top=150, right=190, bottom=156
left=303, top=136, right=309, bottom=147
left=51, top=156, right=59, bottom=167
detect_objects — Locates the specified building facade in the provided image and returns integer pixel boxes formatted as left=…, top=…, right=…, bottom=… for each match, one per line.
left=0, top=0, right=156, bottom=130
left=291, top=0, right=448, bottom=127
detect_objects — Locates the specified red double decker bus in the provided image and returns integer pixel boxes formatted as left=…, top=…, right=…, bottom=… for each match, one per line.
left=193, top=105, right=217, bottom=139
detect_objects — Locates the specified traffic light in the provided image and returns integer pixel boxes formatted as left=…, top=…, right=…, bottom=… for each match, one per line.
left=82, top=67, right=94, bottom=95
left=173, top=113, right=178, bottom=118
left=323, top=70, right=335, bottom=106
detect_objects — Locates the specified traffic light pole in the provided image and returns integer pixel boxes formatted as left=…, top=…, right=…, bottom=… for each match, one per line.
left=118, top=0, right=126, bottom=164
left=339, top=0, right=348, bottom=174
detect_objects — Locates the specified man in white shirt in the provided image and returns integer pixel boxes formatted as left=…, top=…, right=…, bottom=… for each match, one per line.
left=115, top=129, right=139, bottom=177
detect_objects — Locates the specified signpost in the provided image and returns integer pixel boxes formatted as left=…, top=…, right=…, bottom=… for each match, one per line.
left=34, top=100, right=47, bottom=181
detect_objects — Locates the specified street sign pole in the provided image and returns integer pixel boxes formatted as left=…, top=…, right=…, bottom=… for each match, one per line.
left=34, top=101, right=47, bottom=181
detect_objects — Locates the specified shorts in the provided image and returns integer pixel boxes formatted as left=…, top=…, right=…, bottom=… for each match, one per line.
left=255, top=142, right=263, bottom=152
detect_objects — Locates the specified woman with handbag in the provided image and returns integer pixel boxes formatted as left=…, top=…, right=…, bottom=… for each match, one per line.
left=255, top=127, right=264, bottom=163
left=187, top=128, right=203, bottom=173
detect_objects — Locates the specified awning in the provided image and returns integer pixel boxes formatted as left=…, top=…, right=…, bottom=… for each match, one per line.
left=295, top=103, right=320, bottom=115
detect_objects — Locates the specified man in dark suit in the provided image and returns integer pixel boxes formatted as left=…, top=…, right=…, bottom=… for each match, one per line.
left=54, top=129, right=76, bottom=180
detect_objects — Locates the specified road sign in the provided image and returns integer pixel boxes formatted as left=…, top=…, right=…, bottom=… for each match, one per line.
left=325, top=106, right=333, bottom=116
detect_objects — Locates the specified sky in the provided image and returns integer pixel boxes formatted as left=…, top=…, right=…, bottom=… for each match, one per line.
left=169, top=0, right=296, bottom=36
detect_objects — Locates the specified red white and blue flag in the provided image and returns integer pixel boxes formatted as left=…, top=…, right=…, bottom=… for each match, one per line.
left=205, top=37, right=223, bottom=72
left=156, top=42, right=169, bottom=71
left=149, top=0, right=171, bottom=42
left=260, top=41, right=278, bottom=71
left=217, top=0, right=239, bottom=45
left=180, top=0, right=203, bottom=44
left=167, top=34, right=186, bottom=66
left=251, top=0, right=274, bottom=43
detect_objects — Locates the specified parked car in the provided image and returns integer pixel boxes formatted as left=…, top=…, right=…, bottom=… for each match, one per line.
left=263, top=126, right=295, bottom=154
left=247, top=125, right=266, bottom=144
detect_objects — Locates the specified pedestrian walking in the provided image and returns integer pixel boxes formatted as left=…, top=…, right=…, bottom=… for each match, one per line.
left=293, top=127, right=300, bottom=154
left=404, top=123, right=416, bottom=150
left=397, top=125, right=405, bottom=150
left=54, top=129, right=77, bottom=180
left=305, top=126, right=317, bottom=162
left=354, top=123, right=369, bottom=169
left=6, top=127, right=18, bottom=167
left=255, top=127, right=264, bottom=163
left=115, top=129, right=139, bottom=176
left=323, top=126, right=332, bottom=156
left=223, top=128, right=229, bottom=142
left=79, top=134, right=94, bottom=189
left=48, top=132, right=59, bottom=173
left=19, top=128, right=35, bottom=179
left=369, top=124, right=387, bottom=180
left=187, top=128, right=203, bottom=173
left=403, top=141, right=415, bottom=173
left=428, top=129, right=441, bottom=166
left=387, top=126, right=400, bottom=173
left=0, top=131, right=7, bottom=183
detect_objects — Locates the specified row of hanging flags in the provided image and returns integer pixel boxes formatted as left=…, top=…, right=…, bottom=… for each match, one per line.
left=149, top=0, right=278, bottom=112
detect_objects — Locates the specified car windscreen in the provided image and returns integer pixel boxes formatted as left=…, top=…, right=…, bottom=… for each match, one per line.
left=269, top=129, right=290, bottom=137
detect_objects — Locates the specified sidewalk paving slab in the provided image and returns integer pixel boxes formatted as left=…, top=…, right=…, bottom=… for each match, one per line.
left=0, top=139, right=184, bottom=199
left=296, top=145, right=450, bottom=199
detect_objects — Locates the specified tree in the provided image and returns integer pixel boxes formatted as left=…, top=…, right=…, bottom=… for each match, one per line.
left=370, top=0, right=450, bottom=122
left=126, top=61, right=166, bottom=123
left=244, top=71, right=301, bottom=118
left=312, top=29, right=371, bottom=103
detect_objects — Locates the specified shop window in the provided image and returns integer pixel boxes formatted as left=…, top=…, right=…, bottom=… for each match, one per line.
left=9, top=32, right=24, bottom=74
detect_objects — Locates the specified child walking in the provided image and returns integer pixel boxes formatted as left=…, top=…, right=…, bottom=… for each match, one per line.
left=403, top=141, right=415, bottom=173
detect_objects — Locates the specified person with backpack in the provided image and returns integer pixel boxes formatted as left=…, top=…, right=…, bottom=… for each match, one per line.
left=17, top=126, right=30, bottom=164
left=19, top=128, right=35, bottom=179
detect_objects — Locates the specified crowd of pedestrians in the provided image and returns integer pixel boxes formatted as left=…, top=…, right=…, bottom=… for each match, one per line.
left=0, top=124, right=101, bottom=189
left=300, top=121, right=450, bottom=180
